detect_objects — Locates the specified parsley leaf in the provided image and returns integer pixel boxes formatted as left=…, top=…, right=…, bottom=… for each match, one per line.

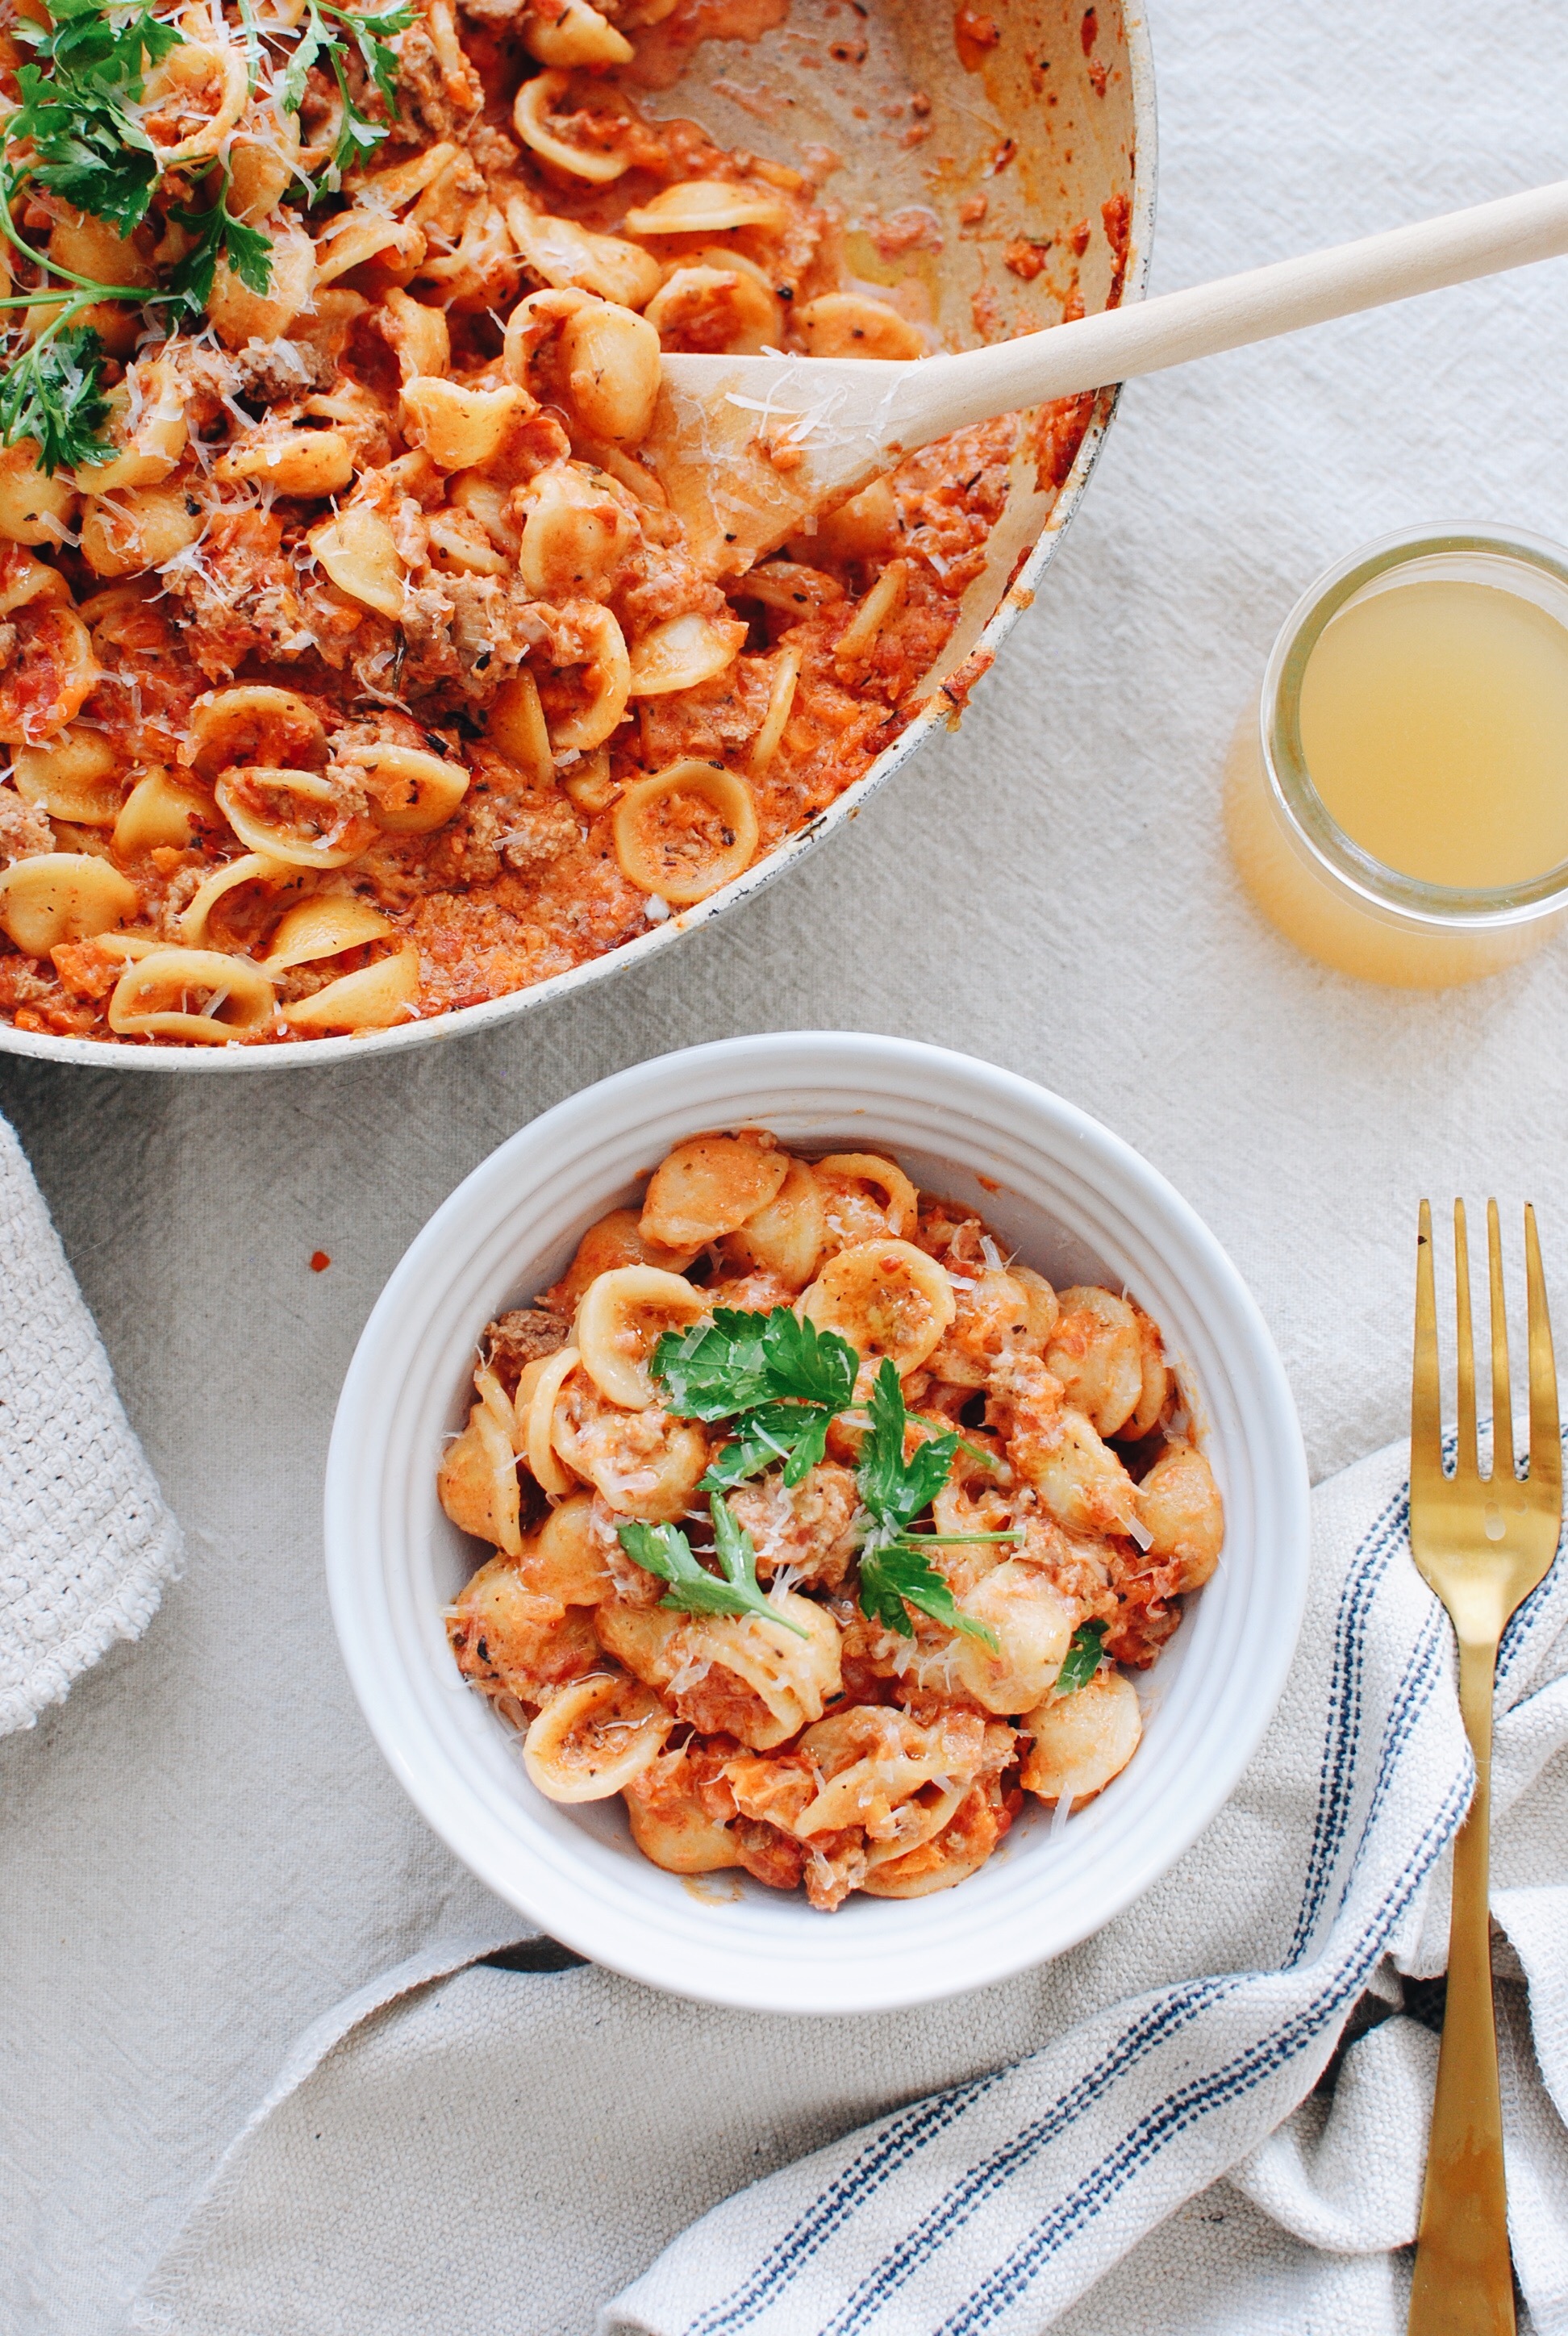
left=10, top=0, right=177, bottom=237
left=166, top=180, right=273, bottom=313
left=281, top=0, right=416, bottom=192
left=850, top=1362, right=999, bottom=1646
left=857, top=1541, right=984, bottom=1641
left=699, top=1399, right=834, bottom=1492
left=0, top=325, right=113, bottom=474
left=653, top=1306, right=858, bottom=1492
left=1053, top=1619, right=1109, bottom=1696
left=617, top=1496, right=808, bottom=1637
left=654, top=1306, right=858, bottom=1420
left=653, top=1309, right=775, bottom=1419
left=857, top=1358, right=961, bottom=1532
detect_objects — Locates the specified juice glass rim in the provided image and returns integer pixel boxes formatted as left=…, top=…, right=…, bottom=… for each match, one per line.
left=1261, top=522, right=1568, bottom=931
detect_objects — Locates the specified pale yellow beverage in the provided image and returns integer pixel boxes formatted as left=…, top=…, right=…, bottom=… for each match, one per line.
left=1299, top=578, right=1568, bottom=888
left=1226, top=533, right=1568, bottom=989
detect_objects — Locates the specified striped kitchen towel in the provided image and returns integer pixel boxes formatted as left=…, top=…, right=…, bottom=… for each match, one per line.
left=133, top=1437, right=1568, bottom=2336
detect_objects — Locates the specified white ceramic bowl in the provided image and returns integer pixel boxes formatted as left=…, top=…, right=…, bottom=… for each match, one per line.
left=326, top=1034, right=1307, bottom=2013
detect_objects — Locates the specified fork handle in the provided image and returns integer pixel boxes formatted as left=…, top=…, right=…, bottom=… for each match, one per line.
left=1408, top=1635, right=1514, bottom=2336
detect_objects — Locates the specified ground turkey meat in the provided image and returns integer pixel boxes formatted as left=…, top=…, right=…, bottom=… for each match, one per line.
left=726, top=1463, right=860, bottom=1589
left=482, top=1308, right=569, bottom=1397
left=0, top=785, right=53, bottom=862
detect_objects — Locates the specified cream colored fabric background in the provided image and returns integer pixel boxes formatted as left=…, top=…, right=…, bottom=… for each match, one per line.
left=4, top=2, right=1568, bottom=2327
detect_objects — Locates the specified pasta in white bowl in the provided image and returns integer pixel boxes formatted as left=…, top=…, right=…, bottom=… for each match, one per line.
left=325, top=1034, right=1310, bottom=2010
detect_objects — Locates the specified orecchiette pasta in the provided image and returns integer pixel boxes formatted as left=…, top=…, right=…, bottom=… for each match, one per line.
left=514, top=70, right=629, bottom=183
left=574, top=1265, right=708, bottom=1408
left=1020, top=1670, right=1143, bottom=1809
left=523, top=1343, right=585, bottom=1500
left=400, top=379, right=528, bottom=472
left=78, top=485, right=203, bottom=580
left=485, top=672, right=553, bottom=784
left=793, top=294, right=929, bottom=361
left=214, top=769, right=378, bottom=870
left=798, top=1237, right=957, bottom=1380
left=261, top=897, right=395, bottom=971
left=0, top=853, right=138, bottom=955
left=0, top=0, right=1082, bottom=1049
left=622, top=180, right=788, bottom=236
left=0, top=607, right=98, bottom=744
left=506, top=203, right=661, bottom=309
left=558, top=303, right=661, bottom=445
left=515, top=465, right=636, bottom=600
left=112, top=770, right=215, bottom=859
left=645, top=253, right=782, bottom=355
left=719, top=1156, right=824, bottom=1289
left=611, top=760, right=758, bottom=903
left=814, top=1152, right=920, bottom=1246
left=74, top=361, right=187, bottom=494
left=628, top=612, right=747, bottom=699
left=307, top=506, right=406, bottom=619
left=444, top=1134, right=1221, bottom=1911
left=215, top=429, right=356, bottom=498
left=641, top=1131, right=790, bottom=1249
left=12, top=731, right=123, bottom=826
left=521, top=0, right=633, bottom=69
left=279, top=944, right=421, bottom=1032
left=336, top=743, right=470, bottom=834
left=549, top=1362, right=709, bottom=1519
left=177, top=852, right=298, bottom=948
left=0, top=444, right=76, bottom=547
left=188, top=688, right=327, bottom=780
left=106, top=948, right=277, bottom=1042
left=540, top=603, right=631, bottom=752
left=523, top=1674, right=670, bottom=1800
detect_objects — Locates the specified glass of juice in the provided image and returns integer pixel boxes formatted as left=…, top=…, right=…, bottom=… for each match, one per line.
left=1226, top=526, right=1568, bottom=986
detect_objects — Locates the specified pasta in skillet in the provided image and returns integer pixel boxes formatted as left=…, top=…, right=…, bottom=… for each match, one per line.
left=0, top=0, right=1120, bottom=1046
left=440, top=1133, right=1224, bottom=1910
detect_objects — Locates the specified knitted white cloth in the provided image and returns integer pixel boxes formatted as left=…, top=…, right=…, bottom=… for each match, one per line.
left=0, top=1112, right=182, bottom=1734
left=130, top=1436, right=1568, bottom=2336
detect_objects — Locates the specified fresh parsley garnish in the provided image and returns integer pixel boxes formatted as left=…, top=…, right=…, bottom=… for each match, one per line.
left=280, top=0, right=416, bottom=191
left=617, top=1496, right=808, bottom=1637
left=167, top=177, right=273, bottom=313
left=0, top=324, right=113, bottom=473
left=648, top=1312, right=1011, bottom=1650
left=857, top=1540, right=989, bottom=1645
left=9, top=0, right=178, bottom=237
left=857, top=1358, right=962, bottom=1533
left=853, top=1360, right=1000, bottom=1648
left=699, top=1400, right=836, bottom=1492
left=1054, top=1618, right=1109, bottom=1696
left=652, top=1307, right=857, bottom=1492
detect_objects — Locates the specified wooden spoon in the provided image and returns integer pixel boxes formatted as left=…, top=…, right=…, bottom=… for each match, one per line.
left=643, top=178, right=1568, bottom=578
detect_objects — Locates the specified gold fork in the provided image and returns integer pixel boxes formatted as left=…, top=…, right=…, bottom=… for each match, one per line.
left=1407, top=1200, right=1562, bottom=2336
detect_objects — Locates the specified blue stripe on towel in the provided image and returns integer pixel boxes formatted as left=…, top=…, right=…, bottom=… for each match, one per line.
left=1287, top=1483, right=1408, bottom=1964
left=932, top=1766, right=1472, bottom=2336
left=819, top=1591, right=1455, bottom=2336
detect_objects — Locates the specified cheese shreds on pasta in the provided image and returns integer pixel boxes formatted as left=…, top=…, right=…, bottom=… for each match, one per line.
left=0, top=0, right=1085, bottom=1046
left=440, top=1133, right=1223, bottom=1911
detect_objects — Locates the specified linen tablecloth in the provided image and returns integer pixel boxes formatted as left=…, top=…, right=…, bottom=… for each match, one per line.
left=6, top=2, right=1568, bottom=2327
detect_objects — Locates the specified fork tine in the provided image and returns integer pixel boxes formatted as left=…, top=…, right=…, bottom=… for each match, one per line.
left=1524, top=1205, right=1562, bottom=1508
left=1454, top=1200, right=1478, bottom=1480
left=1412, top=1200, right=1444, bottom=1497
left=1487, top=1199, right=1514, bottom=1483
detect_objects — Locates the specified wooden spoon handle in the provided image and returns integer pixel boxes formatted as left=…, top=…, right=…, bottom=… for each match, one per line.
left=892, top=179, right=1568, bottom=448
